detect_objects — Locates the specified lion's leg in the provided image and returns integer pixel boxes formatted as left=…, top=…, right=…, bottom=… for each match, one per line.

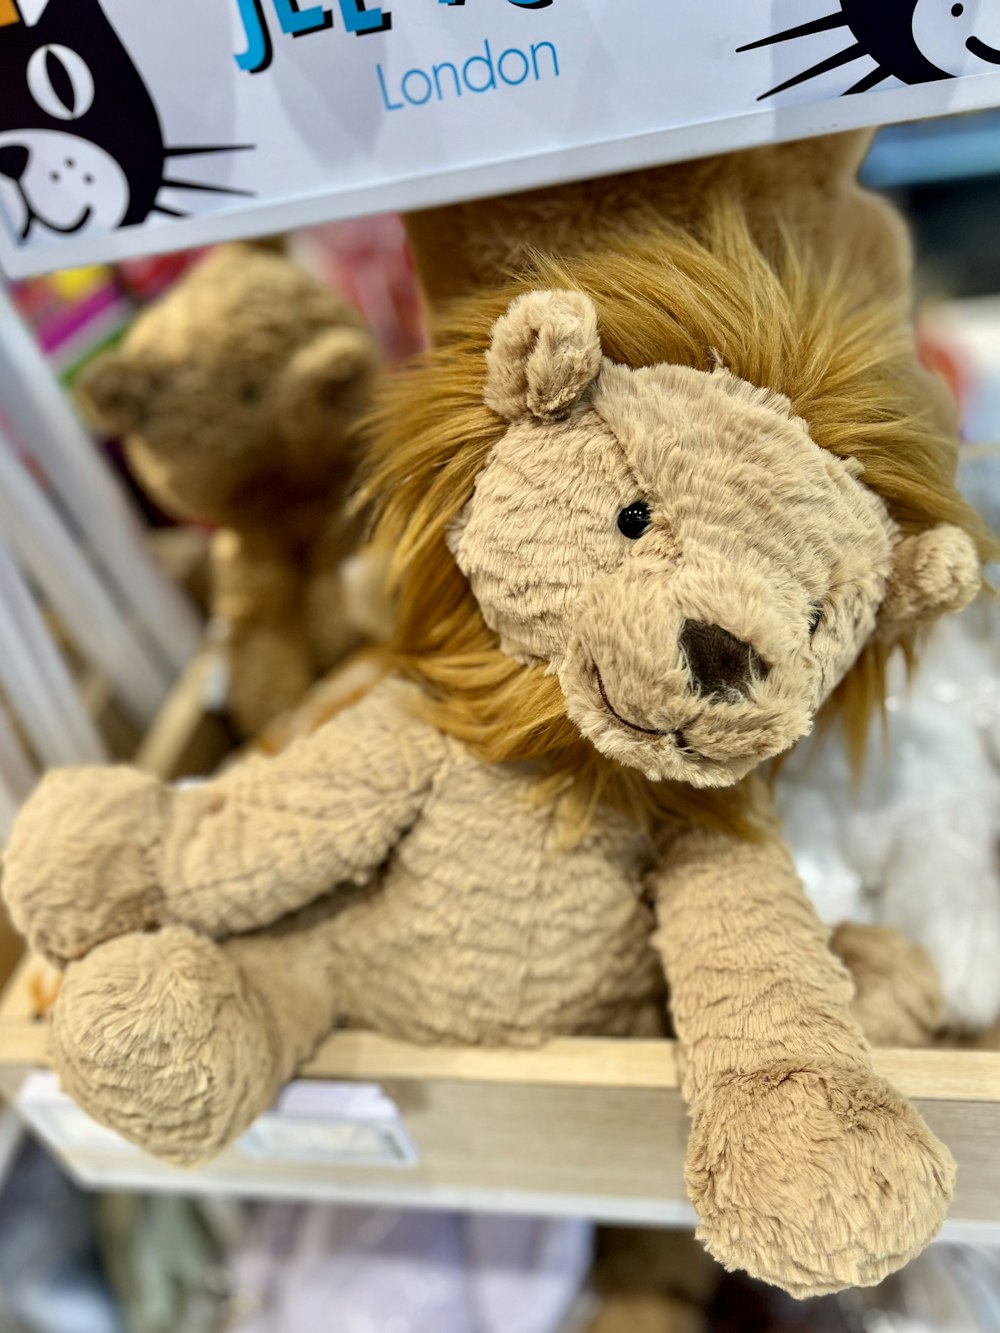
left=653, top=818, right=954, bottom=1297
left=830, top=921, right=945, bottom=1048
left=49, top=909, right=344, bottom=1166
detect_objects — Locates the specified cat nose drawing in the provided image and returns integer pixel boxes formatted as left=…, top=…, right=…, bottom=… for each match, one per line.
left=0, top=145, right=29, bottom=182
left=679, top=620, right=768, bottom=698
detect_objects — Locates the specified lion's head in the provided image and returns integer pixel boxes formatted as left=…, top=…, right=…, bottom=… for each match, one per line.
left=448, top=288, right=979, bottom=787
left=364, top=200, right=995, bottom=814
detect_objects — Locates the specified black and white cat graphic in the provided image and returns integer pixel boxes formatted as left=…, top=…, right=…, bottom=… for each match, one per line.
left=741, top=0, right=1000, bottom=100
left=0, top=0, right=252, bottom=244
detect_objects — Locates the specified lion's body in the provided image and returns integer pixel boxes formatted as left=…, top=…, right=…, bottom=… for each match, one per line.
left=320, top=688, right=663, bottom=1045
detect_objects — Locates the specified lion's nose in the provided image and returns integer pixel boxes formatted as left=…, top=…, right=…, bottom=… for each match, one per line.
left=679, top=620, right=768, bottom=697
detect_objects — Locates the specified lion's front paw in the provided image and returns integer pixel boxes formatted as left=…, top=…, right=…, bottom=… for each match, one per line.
left=50, top=926, right=284, bottom=1166
left=3, top=767, right=167, bottom=965
left=686, top=1063, right=955, bottom=1297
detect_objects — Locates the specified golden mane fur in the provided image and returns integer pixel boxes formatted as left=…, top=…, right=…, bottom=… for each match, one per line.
left=360, top=197, right=997, bottom=837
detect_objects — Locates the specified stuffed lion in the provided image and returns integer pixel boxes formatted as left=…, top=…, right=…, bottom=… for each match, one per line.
left=4, top=131, right=995, bottom=1298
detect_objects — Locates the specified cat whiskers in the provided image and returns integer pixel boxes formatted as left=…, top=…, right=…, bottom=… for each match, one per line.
left=153, top=142, right=256, bottom=218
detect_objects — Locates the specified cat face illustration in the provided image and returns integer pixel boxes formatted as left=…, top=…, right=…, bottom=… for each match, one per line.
left=0, top=0, right=251, bottom=246
left=742, top=0, right=1000, bottom=99
left=912, top=0, right=1000, bottom=77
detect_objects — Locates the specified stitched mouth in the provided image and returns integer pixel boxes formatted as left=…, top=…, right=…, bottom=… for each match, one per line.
left=967, top=35, right=1000, bottom=63
left=593, top=667, right=705, bottom=757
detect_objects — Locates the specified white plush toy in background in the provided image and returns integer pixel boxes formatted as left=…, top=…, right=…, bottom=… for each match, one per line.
left=778, top=601, right=1000, bottom=1032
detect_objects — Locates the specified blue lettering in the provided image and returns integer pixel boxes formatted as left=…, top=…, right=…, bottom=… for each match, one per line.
left=274, top=0, right=332, bottom=37
left=498, top=46, right=529, bottom=84
left=463, top=38, right=496, bottom=92
left=402, top=68, right=434, bottom=104
left=377, top=62, right=404, bottom=109
left=531, top=39, right=558, bottom=78
left=376, top=37, right=559, bottom=107
left=234, top=0, right=273, bottom=72
left=440, top=1, right=554, bottom=7
left=339, top=0, right=391, bottom=34
left=433, top=61, right=462, bottom=98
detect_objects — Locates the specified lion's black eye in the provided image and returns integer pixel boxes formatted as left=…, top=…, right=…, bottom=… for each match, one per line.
left=617, top=500, right=651, bottom=540
left=808, top=604, right=824, bottom=635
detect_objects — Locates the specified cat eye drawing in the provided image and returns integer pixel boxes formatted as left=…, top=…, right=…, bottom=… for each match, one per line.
left=0, top=0, right=253, bottom=246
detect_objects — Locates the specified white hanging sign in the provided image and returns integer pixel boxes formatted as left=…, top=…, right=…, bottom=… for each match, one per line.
left=1, top=0, right=1000, bottom=277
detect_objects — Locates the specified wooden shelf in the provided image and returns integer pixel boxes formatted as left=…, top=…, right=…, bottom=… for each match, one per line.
left=2, top=954, right=999, bottom=1229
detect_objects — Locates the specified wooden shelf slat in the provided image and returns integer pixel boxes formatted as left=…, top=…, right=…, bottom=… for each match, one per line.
left=4, top=1007, right=1000, bottom=1102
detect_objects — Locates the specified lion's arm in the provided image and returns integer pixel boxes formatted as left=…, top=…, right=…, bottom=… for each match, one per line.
left=650, top=793, right=869, bottom=1100
left=160, top=680, right=445, bottom=933
left=3, top=681, right=445, bottom=960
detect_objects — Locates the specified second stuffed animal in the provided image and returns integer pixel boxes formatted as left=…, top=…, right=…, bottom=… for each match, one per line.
left=77, top=243, right=381, bottom=734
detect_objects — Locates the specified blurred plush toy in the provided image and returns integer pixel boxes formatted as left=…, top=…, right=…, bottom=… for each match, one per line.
left=779, top=604, right=1000, bottom=1033
left=5, top=133, right=995, bottom=1300
left=585, top=1227, right=718, bottom=1333
left=76, top=243, right=381, bottom=735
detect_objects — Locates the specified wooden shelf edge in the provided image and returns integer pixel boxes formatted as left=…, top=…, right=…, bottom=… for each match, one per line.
left=2, top=1018, right=999, bottom=1102
left=299, top=1032, right=683, bottom=1088
left=283, top=1034, right=1000, bottom=1102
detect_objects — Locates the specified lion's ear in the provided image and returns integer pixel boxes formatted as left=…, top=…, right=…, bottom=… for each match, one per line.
left=879, top=524, right=981, bottom=631
left=485, top=290, right=602, bottom=423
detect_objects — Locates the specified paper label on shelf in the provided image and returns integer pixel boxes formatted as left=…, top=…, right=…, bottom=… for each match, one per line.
left=238, top=1080, right=419, bottom=1167
left=2, top=0, right=1000, bottom=277
left=16, top=1072, right=419, bottom=1168
left=17, top=1071, right=143, bottom=1153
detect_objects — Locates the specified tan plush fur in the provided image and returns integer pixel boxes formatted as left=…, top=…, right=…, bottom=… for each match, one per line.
left=586, top=1295, right=704, bottom=1333
left=654, top=813, right=954, bottom=1295
left=4, top=737, right=952, bottom=1288
left=453, top=300, right=913, bottom=787
left=585, top=1226, right=717, bottom=1333
left=76, top=243, right=380, bottom=735
left=404, top=133, right=895, bottom=309
left=3, top=134, right=991, bottom=1298
left=830, top=922, right=945, bottom=1048
left=385, top=133, right=995, bottom=784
